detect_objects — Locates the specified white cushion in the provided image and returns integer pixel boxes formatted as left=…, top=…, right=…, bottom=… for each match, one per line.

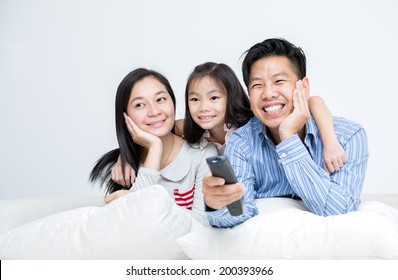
left=0, top=185, right=202, bottom=259
left=0, top=196, right=104, bottom=235
left=177, top=198, right=398, bottom=259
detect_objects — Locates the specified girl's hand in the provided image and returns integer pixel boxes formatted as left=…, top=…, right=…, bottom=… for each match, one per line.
left=323, top=141, right=346, bottom=173
left=111, top=155, right=136, bottom=187
left=104, top=189, right=134, bottom=204
left=124, top=113, right=162, bottom=149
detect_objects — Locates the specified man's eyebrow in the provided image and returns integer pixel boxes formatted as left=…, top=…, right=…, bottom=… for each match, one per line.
left=249, top=72, right=290, bottom=83
left=272, top=72, right=289, bottom=78
left=249, top=77, right=263, bottom=84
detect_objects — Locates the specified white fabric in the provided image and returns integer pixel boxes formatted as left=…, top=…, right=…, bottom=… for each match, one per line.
left=2, top=192, right=397, bottom=260
left=0, top=185, right=202, bottom=259
left=0, top=196, right=104, bottom=235
left=177, top=198, right=398, bottom=259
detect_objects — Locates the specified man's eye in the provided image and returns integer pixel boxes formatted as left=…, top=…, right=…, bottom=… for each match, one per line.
left=275, top=80, right=286, bottom=84
left=251, top=84, right=262, bottom=89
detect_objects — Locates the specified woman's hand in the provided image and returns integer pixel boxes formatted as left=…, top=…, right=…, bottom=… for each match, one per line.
left=124, top=113, right=162, bottom=150
left=104, top=189, right=134, bottom=204
left=124, top=113, right=163, bottom=170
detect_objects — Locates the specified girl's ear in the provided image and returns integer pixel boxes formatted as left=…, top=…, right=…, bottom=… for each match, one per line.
left=301, top=77, right=310, bottom=97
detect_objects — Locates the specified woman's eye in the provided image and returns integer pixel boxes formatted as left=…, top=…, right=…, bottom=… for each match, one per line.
left=135, top=103, right=145, bottom=108
left=251, top=84, right=262, bottom=89
left=189, top=98, right=199, bottom=102
left=157, top=97, right=167, bottom=102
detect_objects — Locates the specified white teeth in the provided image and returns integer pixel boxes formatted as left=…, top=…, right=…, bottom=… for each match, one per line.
left=149, top=120, right=164, bottom=126
left=264, top=105, right=283, bottom=112
left=200, top=116, right=214, bottom=120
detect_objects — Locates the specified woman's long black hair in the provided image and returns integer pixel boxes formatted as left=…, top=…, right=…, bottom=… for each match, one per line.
left=183, top=62, right=253, bottom=144
left=89, top=68, right=176, bottom=194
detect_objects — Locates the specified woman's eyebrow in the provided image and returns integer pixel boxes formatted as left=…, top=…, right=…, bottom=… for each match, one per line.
left=131, top=90, right=168, bottom=103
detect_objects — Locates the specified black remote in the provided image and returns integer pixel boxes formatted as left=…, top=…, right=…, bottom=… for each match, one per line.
left=206, top=155, right=244, bottom=216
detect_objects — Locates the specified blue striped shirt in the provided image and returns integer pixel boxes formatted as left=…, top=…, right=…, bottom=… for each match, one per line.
left=207, top=115, right=369, bottom=228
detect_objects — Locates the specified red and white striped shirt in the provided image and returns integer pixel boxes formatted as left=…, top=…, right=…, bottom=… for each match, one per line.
left=173, top=184, right=195, bottom=210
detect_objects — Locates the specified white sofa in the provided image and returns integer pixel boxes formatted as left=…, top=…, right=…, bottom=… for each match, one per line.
left=1, top=186, right=398, bottom=259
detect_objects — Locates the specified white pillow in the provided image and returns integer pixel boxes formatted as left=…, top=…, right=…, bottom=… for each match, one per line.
left=0, top=185, right=203, bottom=259
left=177, top=198, right=398, bottom=259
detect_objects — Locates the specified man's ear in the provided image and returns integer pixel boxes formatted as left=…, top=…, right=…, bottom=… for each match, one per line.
left=301, top=77, right=310, bottom=97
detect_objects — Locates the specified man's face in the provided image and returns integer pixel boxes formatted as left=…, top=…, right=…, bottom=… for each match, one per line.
left=248, top=56, right=305, bottom=134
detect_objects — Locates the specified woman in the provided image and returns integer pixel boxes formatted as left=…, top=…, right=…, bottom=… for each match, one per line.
left=89, top=68, right=217, bottom=225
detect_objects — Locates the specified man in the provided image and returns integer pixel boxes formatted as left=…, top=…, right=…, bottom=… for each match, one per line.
left=203, top=38, right=369, bottom=228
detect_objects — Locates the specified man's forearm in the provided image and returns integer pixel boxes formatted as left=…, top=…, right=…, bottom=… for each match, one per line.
left=276, top=133, right=368, bottom=216
left=206, top=200, right=259, bottom=228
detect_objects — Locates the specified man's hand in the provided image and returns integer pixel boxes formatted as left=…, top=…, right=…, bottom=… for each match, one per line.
left=279, top=80, right=310, bottom=141
left=202, top=174, right=245, bottom=210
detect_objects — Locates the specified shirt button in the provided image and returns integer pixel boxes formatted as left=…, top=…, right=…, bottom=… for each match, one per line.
left=280, top=152, right=287, bottom=158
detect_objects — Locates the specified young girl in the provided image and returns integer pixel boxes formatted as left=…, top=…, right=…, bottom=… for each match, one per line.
left=112, top=63, right=345, bottom=186
left=90, top=68, right=217, bottom=226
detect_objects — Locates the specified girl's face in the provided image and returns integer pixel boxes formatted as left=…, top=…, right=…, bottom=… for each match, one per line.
left=126, top=76, right=175, bottom=138
left=188, top=76, right=227, bottom=132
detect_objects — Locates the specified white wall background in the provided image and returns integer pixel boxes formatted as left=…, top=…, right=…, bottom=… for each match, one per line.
left=1, top=0, right=397, bottom=199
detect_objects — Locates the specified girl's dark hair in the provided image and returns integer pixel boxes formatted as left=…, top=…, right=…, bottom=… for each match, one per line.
left=183, top=62, right=253, bottom=144
left=89, top=68, right=176, bottom=194
left=241, top=38, right=307, bottom=87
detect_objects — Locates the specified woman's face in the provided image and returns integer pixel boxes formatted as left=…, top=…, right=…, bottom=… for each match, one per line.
left=126, top=76, right=175, bottom=138
left=187, top=76, right=227, bottom=132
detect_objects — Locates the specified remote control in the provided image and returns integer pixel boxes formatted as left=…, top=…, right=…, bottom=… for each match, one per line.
left=206, top=155, right=244, bottom=216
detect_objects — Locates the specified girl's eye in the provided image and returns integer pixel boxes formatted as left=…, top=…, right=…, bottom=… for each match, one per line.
left=210, top=96, right=220, bottom=101
left=135, top=103, right=145, bottom=108
left=189, top=98, right=199, bottom=102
